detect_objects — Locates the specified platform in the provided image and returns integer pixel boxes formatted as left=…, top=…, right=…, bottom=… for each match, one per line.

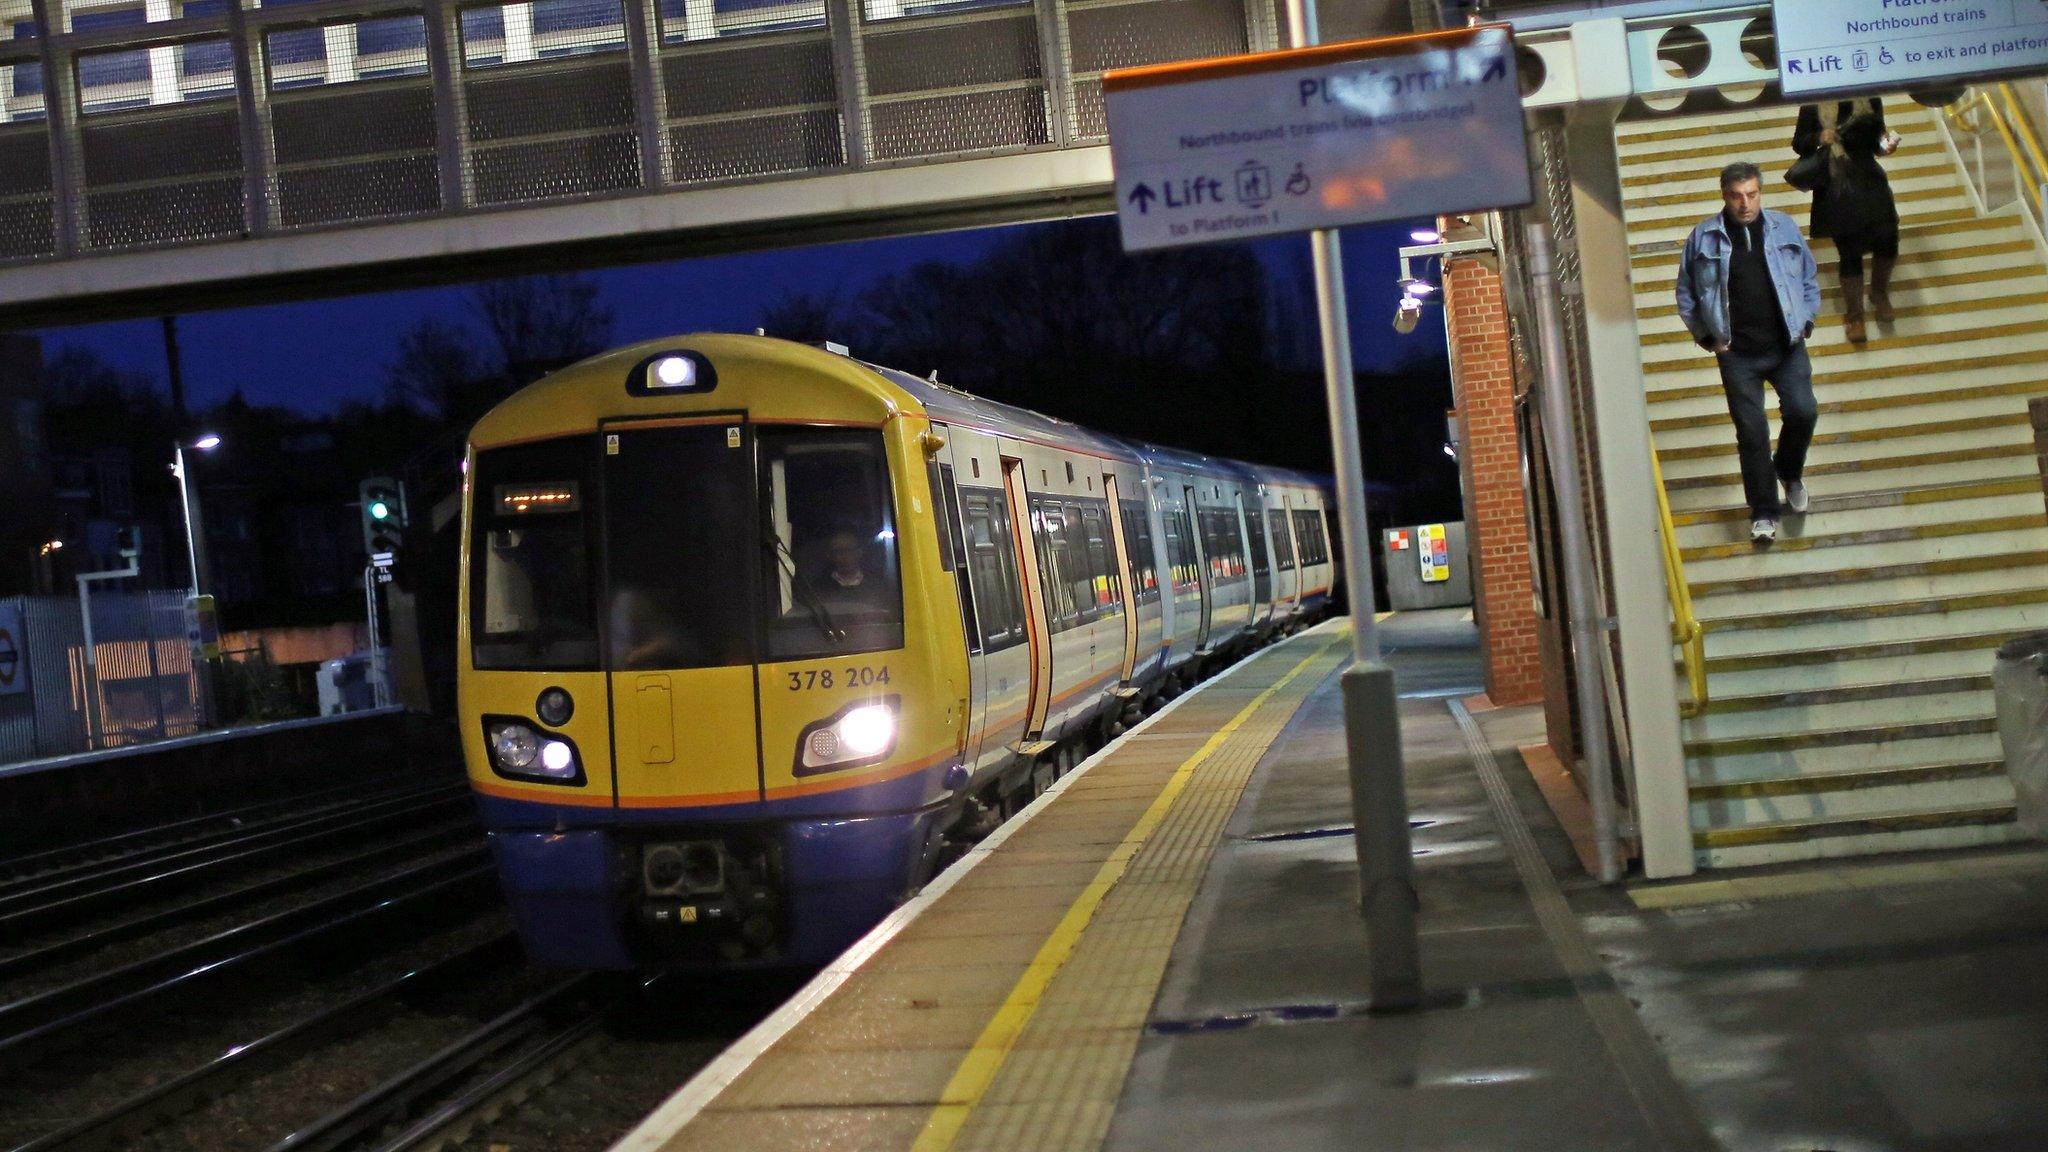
left=615, top=610, right=2048, bottom=1152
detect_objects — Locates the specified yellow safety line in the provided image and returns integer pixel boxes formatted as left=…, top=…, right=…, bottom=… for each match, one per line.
left=909, top=631, right=1346, bottom=1152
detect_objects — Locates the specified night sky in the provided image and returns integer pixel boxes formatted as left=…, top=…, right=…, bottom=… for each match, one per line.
left=31, top=217, right=1447, bottom=416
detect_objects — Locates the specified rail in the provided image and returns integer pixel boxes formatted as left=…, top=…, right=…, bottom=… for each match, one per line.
left=1940, top=83, right=2048, bottom=265
left=1649, top=447, right=1707, bottom=719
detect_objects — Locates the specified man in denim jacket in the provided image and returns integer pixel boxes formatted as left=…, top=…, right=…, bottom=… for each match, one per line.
left=1675, top=161, right=1822, bottom=545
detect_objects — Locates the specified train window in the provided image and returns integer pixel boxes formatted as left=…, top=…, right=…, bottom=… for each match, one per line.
left=470, top=436, right=599, bottom=671
left=1245, top=506, right=1271, bottom=601
left=1079, top=504, right=1120, bottom=612
left=1172, top=508, right=1199, bottom=589
left=758, top=427, right=904, bottom=662
left=1274, top=505, right=1296, bottom=572
left=926, top=459, right=957, bottom=572
left=604, top=423, right=756, bottom=670
left=962, top=490, right=1025, bottom=652
left=1119, top=500, right=1158, bottom=604
left=1032, top=497, right=1079, bottom=631
left=937, top=464, right=980, bottom=653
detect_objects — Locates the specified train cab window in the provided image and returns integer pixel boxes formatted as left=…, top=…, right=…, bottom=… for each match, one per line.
left=1119, top=499, right=1158, bottom=604
left=759, top=427, right=904, bottom=662
left=962, top=490, right=1026, bottom=651
left=604, top=423, right=756, bottom=671
left=470, top=436, right=599, bottom=670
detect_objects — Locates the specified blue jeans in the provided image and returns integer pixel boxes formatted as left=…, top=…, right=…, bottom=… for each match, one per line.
left=1717, top=344, right=1816, bottom=519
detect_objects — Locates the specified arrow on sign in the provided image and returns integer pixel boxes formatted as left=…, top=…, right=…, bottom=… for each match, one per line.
left=1785, top=59, right=1802, bottom=73
left=1482, top=55, right=1505, bottom=82
left=1128, top=184, right=1157, bottom=214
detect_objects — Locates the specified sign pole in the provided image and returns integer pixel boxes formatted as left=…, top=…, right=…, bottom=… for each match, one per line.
left=1282, top=0, right=1423, bottom=1012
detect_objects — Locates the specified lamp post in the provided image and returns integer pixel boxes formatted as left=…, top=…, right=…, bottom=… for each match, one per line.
left=36, top=539, right=62, bottom=595
left=172, top=434, right=222, bottom=730
left=172, top=434, right=221, bottom=596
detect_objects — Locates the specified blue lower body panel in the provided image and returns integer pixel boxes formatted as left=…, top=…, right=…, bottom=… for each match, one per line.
left=485, top=807, right=943, bottom=970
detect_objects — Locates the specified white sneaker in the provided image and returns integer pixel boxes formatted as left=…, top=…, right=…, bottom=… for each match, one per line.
left=1750, top=518, right=1779, bottom=544
left=1784, top=480, right=1809, bottom=514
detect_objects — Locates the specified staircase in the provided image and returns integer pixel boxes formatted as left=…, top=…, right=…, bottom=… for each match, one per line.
left=1619, top=96, right=2045, bottom=868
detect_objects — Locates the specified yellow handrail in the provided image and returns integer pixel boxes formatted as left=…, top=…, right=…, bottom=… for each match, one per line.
left=1946, top=88, right=2048, bottom=206
left=1649, top=445, right=1707, bottom=718
left=1995, top=83, right=2048, bottom=193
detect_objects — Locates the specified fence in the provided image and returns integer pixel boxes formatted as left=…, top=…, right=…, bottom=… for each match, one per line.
left=0, top=590, right=199, bottom=765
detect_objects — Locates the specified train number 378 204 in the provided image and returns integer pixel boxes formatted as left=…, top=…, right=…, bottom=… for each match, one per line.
left=787, top=666, right=892, bottom=691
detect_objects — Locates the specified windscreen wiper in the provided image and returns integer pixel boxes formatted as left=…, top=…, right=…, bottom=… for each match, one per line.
left=764, top=531, right=846, bottom=642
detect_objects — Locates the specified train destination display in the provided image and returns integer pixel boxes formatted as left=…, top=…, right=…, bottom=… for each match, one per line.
left=1102, top=25, right=1532, bottom=252
left=1775, top=0, right=2048, bottom=98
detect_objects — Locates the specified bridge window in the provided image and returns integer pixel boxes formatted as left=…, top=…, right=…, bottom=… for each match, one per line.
left=863, top=0, right=1022, bottom=21
left=658, top=0, right=823, bottom=42
left=266, top=14, right=427, bottom=88
left=461, top=0, right=627, bottom=67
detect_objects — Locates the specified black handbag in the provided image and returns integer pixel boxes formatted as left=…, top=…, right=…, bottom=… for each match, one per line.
left=1785, top=150, right=1828, bottom=192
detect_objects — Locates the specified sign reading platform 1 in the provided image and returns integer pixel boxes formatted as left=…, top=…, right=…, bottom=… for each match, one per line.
left=1103, top=25, right=1532, bottom=251
left=1775, top=0, right=2048, bottom=99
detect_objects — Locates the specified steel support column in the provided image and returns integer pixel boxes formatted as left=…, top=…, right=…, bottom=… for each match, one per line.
left=224, top=0, right=275, bottom=235
left=1562, top=103, right=1692, bottom=879
left=826, top=0, right=868, bottom=167
left=1034, top=0, right=1075, bottom=146
left=28, top=0, right=82, bottom=254
left=621, top=0, right=672, bottom=188
left=421, top=0, right=473, bottom=211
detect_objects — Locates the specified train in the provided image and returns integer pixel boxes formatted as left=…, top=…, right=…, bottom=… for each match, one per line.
left=457, top=333, right=1335, bottom=969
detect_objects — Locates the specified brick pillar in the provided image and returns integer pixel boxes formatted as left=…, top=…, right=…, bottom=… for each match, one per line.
left=1446, top=254, right=1543, bottom=705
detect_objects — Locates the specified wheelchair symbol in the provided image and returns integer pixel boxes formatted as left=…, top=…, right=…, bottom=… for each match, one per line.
left=1285, top=163, right=1312, bottom=196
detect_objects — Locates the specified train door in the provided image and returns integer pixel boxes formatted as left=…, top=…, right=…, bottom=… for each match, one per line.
left=928, top=445, right=984, bottom=780
left=1240, top=494, right=1270, bottom=625
left=1003, top=457, right=1054, bottom=740
left=1184, top=485, right=1212, bottom=652
left=598, top=417, right=764, bottom=806
left=1103, top=473, right=1140, bottom=684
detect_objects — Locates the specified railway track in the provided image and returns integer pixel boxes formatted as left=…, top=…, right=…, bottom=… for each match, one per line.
left=0, top=776, right=461, bottom=890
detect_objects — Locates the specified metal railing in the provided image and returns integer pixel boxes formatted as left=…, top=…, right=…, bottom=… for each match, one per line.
left=1648, top=446, right=1706, bottom=718
left=1937, top=82, right=2048, bottom=266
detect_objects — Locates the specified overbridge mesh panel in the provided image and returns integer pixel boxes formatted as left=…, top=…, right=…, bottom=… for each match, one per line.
left=461, top=0, right=643, bottom=203
left=0, top=58, right=55, bottom=261
left=1066, top=0, right=1245, bottom=138
left=863, top=6, right=1047, bottom=160
left=267, top=15, right=440, bottom=227
left=662, top=32, right=841, bottom=182
left=76, top=40, right=245, bottom=249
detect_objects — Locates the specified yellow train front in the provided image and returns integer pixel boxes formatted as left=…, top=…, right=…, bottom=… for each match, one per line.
left=458, top=334, right=967, bottom=968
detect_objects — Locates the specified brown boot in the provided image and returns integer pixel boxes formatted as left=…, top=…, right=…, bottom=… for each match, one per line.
left=1871, top=254, right=1896, bottom=324
left=1841, top=271, right=1867, bottom=343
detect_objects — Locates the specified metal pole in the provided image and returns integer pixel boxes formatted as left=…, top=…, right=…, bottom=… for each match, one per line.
left=174, top=443, right=201, bottom=597
left=1524, top=221, right=1622, bottom=883
left=365, top=564, right=387, bottom=709
left=76, top=573, right=98, bottom=750
left=1282, top=0, right=1422, bottom=1010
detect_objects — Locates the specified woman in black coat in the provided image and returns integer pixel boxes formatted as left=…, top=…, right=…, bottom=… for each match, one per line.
left=1793, top=98, right=1900, bottom=343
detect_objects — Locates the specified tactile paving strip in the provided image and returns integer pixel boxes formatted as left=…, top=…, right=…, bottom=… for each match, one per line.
left=651, top=624, right=1348, bottom=1152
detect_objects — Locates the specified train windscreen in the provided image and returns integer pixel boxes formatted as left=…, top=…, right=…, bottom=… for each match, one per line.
left=758, top=426, right=903, bottom=661
left=603, top=422, right=756, bottom=671
left=470, top=436, right=600, bottom=671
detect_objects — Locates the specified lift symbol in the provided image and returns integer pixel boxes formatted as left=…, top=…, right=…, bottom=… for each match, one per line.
left=1235, top=161, right=1272, bottom=208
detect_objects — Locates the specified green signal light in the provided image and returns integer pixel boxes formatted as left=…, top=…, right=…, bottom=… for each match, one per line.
left=370, top=500, right=392, bottom=521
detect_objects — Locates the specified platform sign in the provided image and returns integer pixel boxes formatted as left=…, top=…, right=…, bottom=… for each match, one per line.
left=0, top=602, right=25, bottom=696
left=1103, top=25, right=1532, bottom=251
left=1775, top=1, right=2048, bottom=99
left=185, top=595, right=220, bottom=660
left=1417, top=523, right=1451, bottom=583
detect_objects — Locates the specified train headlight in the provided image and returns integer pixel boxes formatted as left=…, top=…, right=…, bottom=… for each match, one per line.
left=795, top=697, right=899, bottom=776
left=485, top=719, right=583, bottom=784
left=490, top=722, right=539, bottom=770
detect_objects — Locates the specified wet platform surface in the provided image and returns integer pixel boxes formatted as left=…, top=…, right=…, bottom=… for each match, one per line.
left=617, top=610, right=2048, bottom=1152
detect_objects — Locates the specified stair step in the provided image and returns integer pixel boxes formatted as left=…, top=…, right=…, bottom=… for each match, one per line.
left=1697, top=675, right=1993, bottom=716
left=1673, top=477, right=2043, bottom=529
left=1639, top=261, right=2047, bottom=325
left=1623, top=157, right=1955, bottom=212
left=1693, top=546, right=2048, bottom=598
left=1645, top=314, right=2048, bottom=377
left=1665, top=443, right=2038, bottom=504
left=1692, top=772, right=2016, bottom=830
left=1628, top=188, right=1973, bottom=247
left=1656, top=411, right=2030, bottom=463
left=1635, top=236, right=2041, bottom=299
left=1694, top=555, right=2048, bottom=619
left=1648, top=356, right=2048, bottom=431
left=1700, top=647, right=2014, bottom=700
left=1702, top=585, right=2048, bottom=634
left=1698, top=816, right=2030, bottom=867
left=1684, top=714, right=1997, bottom=758
left=1681, top=511, right=2048, bottom=565
left=1684, top=687, right=1994, bottom=740
left=1676, top=493, right=2045, bottom=556
left=1690, top=758, right=2004, bottom=800
left=1656, top=394, right=2048, bottom=454
left=1643, top=289, right=2048, bottom=351
left=1631, top=206, right=1983, bottom=267
left=1648, top=339, right=2048, bottom=407
left=1693, top=802, right=2019, bottom=851
left=1700, top=628, right=2026, bottom=674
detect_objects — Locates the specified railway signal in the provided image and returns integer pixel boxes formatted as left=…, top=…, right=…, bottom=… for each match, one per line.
left=359, top=477, right=407, bottom=562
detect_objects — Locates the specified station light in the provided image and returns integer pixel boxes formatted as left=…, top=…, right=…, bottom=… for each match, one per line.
left=359, top=476, right=407, bottom=558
